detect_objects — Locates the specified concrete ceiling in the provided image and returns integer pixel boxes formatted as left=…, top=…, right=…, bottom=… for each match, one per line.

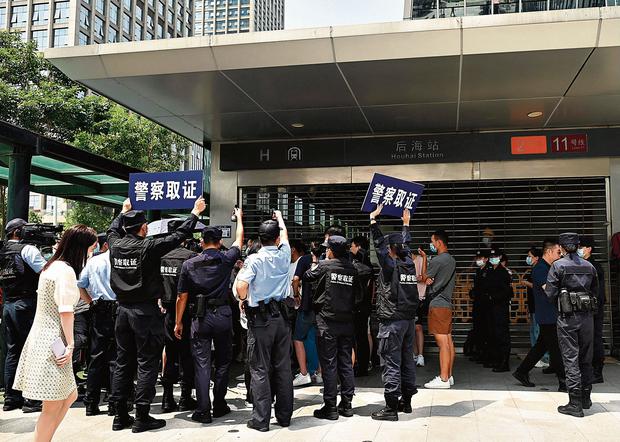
left=45, top=8, right=620, bottom=145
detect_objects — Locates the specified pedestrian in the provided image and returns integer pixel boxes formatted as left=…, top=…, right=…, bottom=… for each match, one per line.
left=420, top=229, right=457, bottom=388
left=546, top=233, right=599, bottom=417
left=411, top=248, right=428, bottom=367
left=13, top=225, right=97, bottom=442
left=107, top=197, right=204, bottom=433
left=368, top=205, right=418, bottom=421
left=303, top=235, right=360, bottom=420
left=578, top=236, right=606, bottom=384
left=174, top=208, right=244, bottom=423
left=235, top=210, right=294, bottom=432
left=0, top=218, right=46, bottom=413
left=350, top=240, right=373, bottom=376
left=512, top=239, right=566, bottom=391
left=522, top=246, right=550, bottom=368
left=160, top=221, right=200, bottom=414
left=469, top=250, right=489, bottom=363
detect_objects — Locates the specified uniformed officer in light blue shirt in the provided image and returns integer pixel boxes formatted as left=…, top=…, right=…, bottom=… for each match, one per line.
left=236, top=210, right=294, bottom=432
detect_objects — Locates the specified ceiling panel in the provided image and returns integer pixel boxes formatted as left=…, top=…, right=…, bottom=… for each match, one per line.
left=567, top=47, right=620, bottom=97
left=224, top=64, right=355, bottom=111
left=270, top=107, right=371, bottom=137
left=152, top=116, right=204, bottom=144
left=459, top=97, right=560, bottom=130
left=547, top=94, right=620, bottom=128
left=203, top=112, right=290, bottom=142
left=85, top=79, right=171, bottom=118
left=461, top=49, right=591, bottom=101
left=340, top=57, right=460, bottom=106
left=363, top=103, right=457, bottom=133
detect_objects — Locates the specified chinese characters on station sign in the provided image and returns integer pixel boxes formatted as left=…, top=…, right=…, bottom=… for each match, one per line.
left=361, top=173, right=425, bottom=218
left=129, top=170, right=203, bottom=210
left=550, top=134, right=588, bottom=153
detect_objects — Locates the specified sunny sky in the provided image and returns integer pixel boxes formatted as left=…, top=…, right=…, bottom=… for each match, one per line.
left=284, top=0, right=405, bottom=30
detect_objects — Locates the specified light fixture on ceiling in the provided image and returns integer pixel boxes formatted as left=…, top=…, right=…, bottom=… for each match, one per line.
left=527, top=111, right=543, bottom=118
left=291, top=122, right=304, bottom=128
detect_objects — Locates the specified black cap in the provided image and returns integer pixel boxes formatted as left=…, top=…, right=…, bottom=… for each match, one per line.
left=326, top=235, right=347, bottom=254
left=97, top=233, right=107, bottom=246
left=386, top=233, right=404, bottom=245
left=122, top=210, right=147, bottom=230
left=202, top=226, right=223, bottom=242
left=475, top=250, right=489, bottom=258
left=258, top=220, right=280, bottom=241
left=559, top=232, right=579, bottom=247
left=579, top=235, right=595, bottom=248
left=5, top=218, right=27, bottom=234
left=489, top=249, right=502, bottom=257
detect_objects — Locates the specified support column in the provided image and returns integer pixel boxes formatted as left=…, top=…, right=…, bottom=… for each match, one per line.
left=7, top=146, right=32, bottom=222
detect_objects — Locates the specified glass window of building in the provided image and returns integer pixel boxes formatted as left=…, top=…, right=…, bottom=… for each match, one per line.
left=80, top=6, right=90, bottom=28
left=240, top=0, right=249, bottom=4
left=96, top=0, right=105, bottom=14
left=10, top=5, right=28, bottom=27
left=29, top=194, right=41, bottom=209
left=175, top=2, right=181, bottom=14
left=228, top=19, right=237, bottom=29
left=95, top=15, right=104, bottom=38
left=146, top=30, right=153, bottom=39
left=205, top=21, right=213, bottom=32
left=194, top=10, right=201, bottom=21
left=228, top=8, right=237, bottom=17
left=166, top=27, right=172, bottom=38
left=0, top=8, right=6, bottom=28
left=147, top=12, right=153, bottom=28
left=134, top=21, right=142, bottom=39
left=53, top=27, right=68, bottom=46
left=122, top=12, right=130, bottom=33
left=195, top=2, right=202, bottom=10
left=32, top=3, right=50, bottom=26
left=216, top=0, right=225, bottom=6
left=228, top=0, right=238, bottom=5
left=240, top=6, right=249, bottom=16
left=108, top=26, right=118, bottom=42
left=215, top=9, right=224, bottom=18
left=215, top=19, right=224, bottom=31
left=167, top=9, right=172, bottom=23
left=157, top=21, right=163, bottom=37
left=32, top=29, right=48, bottom=49
left=148, top=0, right=154, bottom=8
left=176, top=17, right=181, bottom=32
left=79, top=31, right=89, bottom=45
left=110, top=2, right=119, bottom=24
left=206, top=0, right=214, bottom=6
left=193, top=22, right=201, bottom=33
left=122, top=34, right=130, bottom=41
left=124, top=0, right=131, bottom=11
left=157, top=0, right=164, bottom=15
left=240, top=17, right=248, bottom=28
left=136, top=1, right=143, bottom=20
left=206, top=9, right=213, bottom=18
left=54, top=1, right=69, bottom=23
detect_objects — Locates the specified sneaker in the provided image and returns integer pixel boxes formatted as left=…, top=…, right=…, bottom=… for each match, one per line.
left=424, top=376, right=450, bottom=389
left=449, top=376, right=454, bottom=386
left=235, top=374, right=245, bottom=381
left=535, top=360, right=549, bottom=369
left=416, top=355, right=425, bottom=367
left=313, top=372, right=323, bottom=385
left=236, top=382, right=247, bottom=390
left=293, top=372, right=312, bottom=387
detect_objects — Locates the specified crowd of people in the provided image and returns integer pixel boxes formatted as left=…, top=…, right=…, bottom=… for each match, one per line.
left=0, top=197, right=606, bottom=440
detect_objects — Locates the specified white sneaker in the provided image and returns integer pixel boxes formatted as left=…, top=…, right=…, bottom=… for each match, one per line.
left=449, top=376, right=454, bottom=386
left=416, top=355, right=425, bottom=367
left=535, top=360, right=549, bottom=369
left=236, top=382, right=247, bottom=390
left=313, top=372, right=323, bottom=385
left=293, top=372, right=312, bottom=387
left=424, top=376, right=451, bottom=389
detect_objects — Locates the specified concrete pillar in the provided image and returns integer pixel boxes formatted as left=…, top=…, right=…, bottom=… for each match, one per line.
left=7, top=146, right=32, bottom=222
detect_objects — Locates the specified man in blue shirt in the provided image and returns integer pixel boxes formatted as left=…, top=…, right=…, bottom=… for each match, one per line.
left=513, top=239, right=565, bottom=391
left=236, top=210, right=293, bottom=432
left=1, top=218, right=46, bottom=413
left=77, top=234, right=119, bottom=416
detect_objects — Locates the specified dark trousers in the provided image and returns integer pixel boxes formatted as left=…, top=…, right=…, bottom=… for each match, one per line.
left=488, top=302, right=511, bottom=363
left=85, top=304, right=117, bottom=406
left=190, top=305, right=233, bottom=414
left=354, top=309, right=370, bottom=375
left=317, top=321, right=355, bottom=405
left=73, top=311, right=91, bottom=376
left=472, top=299, right=488, bottom=355
left=111, top=302, right=164, bottom=408
left=517, top=324, right=564, bottom=382
left=593, top=303, right=605, bottom=368
left=378, top=319, right=416, bottom=405
left=557, top=312, right=594, bottom=391
left=162, top=306, right=194, bottom=389
left=247, top=313, right=293, bottom=427
left=3, top=297, right=36, bottom=405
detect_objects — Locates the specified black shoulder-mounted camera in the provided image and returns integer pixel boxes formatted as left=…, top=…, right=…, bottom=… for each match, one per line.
left=21, top=223, right=63, bottom=248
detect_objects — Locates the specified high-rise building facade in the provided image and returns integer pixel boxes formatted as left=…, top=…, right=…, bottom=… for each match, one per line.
left=193, top=0, right=283, bottom=36
left=0, top=0, right=193, bottom=49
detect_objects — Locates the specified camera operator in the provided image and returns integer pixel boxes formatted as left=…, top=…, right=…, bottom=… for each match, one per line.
left=1, top=218, right=46, bottom=413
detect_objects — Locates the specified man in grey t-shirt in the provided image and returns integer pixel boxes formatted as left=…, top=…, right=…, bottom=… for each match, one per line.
left=419, top=229, right=456, bottom=389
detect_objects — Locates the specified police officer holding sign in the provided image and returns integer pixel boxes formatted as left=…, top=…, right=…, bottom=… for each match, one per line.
left=368, top=205, right=419, bottom=422
left=303, top=235, right=361, bottom=420
left=108, top=197, right=205, bottom=433
left=545, top=233, right=599, bottom=418
left=235, top=210, right=293, bottom=432
left=175, top=208, right=244, bottom=424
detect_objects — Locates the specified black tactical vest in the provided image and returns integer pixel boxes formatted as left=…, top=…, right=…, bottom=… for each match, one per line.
left=160, top=247, right=197, bottom=304
left=0, top=242, right=39, bottom=299
left=376, top=259, right=419, bottom=321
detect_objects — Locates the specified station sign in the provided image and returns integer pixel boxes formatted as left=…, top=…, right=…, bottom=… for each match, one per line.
left=129, top=170, right=203, bottom=210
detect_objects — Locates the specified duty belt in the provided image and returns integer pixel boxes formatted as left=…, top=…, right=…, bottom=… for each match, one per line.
left=189, top=295, right=228, bottom=318
left=558, top=289, right=597, bottom=315
left=245, top=299, right=288, bottom=323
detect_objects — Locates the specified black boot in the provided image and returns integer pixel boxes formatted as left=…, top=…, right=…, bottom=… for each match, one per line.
left=191, top=411, right=213, bottom=423
left=132, top=404, right=166, bottom=433
left=397, top=396, right=413, bottom=414
left=492, top=356, right=510, bottom=373
left=337, top=398, right=354, bottom=417
left=112, top=401, right=135, bottom=431
left=108, top=401, right=117, bottom=417
left=22, top=399, right=42, bottom=413
left=558, top=389, right=584, bottom=417
left=371, top=397, right=398, bottom=421
left=85, top=403, right=101, bottom=416
left=592, top=363, right=604, bottom=384
left=512, top=370, right=535, bottom=387
left=161, top=385, right=177, bottom=413
left=314, top=403, right=339, bottom=420
left=178, top=387, right=197, bottom=411
left=558, top=379, right=568, bottom=393
left=582, top=385, right=592, bottom=410
left=213, top=404, right=231, bottom=418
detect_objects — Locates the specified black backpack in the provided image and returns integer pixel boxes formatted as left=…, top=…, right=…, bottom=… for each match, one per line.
left=0, top=243, right=27, bottom=289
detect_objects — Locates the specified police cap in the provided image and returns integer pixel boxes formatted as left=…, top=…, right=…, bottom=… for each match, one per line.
left=5, top=218, right=27, bottom=234
left=475, top=249, right=489, bottom=258
left=258, top=220, right=280, bottom=241
left=579, top=235, right=595, bottom=249
left=202, top=226, right=223, bottom=243
left=558, top=232, right=579, bottom=248
left=325, top=235, right=347, bottom=254
left=386, top=233, right=404, bottom=245
left=122, top=210, right=147, bottom=230
left=489, top=249, right=502, bottom=257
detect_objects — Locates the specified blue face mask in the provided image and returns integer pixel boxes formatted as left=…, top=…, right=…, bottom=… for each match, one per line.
left=577, top=248, right=585, bottom=258
left=429, top=243, right=437, bottom=254
left=526, top=256, right=533, bottom=266
left=93, top=244, right=100, bottom=255
left=489, top=257, right=500, bottom=266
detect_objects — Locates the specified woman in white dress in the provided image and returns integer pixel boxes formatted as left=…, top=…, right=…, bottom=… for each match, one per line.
left=13, top=224, right=97, bottom=442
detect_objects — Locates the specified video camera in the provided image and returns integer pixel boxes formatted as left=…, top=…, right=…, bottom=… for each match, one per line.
left=21, top=224, right=63, bottom=259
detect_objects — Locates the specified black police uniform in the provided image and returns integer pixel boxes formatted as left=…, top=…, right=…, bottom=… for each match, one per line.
left=0, top=232, right=41, bottom=411
left=107, top=210, right=198, bottom=431
left=468, top=251, right=489, bottom=362
left=303, top=236, right=361, bottom=419
left=177, top=238, right=240, bottom=421
left=160, top=245, right=198, bottom=412
left=545, top=233, right=599, bottom=417
left=370, top=223, right=418, bottom=420
left=352, top=250, right=373, bottom=377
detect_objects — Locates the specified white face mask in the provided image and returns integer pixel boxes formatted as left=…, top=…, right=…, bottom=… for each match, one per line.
left=476, top=259, right=486, bottom=268
left=577, top=248, right=586, bottom=258
left=489, top=257, right=500, bottom=266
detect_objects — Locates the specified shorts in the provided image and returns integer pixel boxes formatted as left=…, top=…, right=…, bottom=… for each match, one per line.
left=293, top=310, right=316, bottom=341
left=428, top=307, right=453, bottom=335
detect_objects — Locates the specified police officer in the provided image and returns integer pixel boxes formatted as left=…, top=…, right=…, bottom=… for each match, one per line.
left=578, top=236, right=606, bottom=384
left=77, top=233, right=119, bottom=416
left=108, top=197, right=204, bottom=432
left=468, top=250, right=489, bottom=363
left=303, top=235, right=360, bottom=420
left=235, top=210, right=293, bottom=432
left=1, top=218, right=45, bottom=413
left=159, top=221, right=199, bottom=414
left=175, top=209, right=243, bottom=423
left=368, top=205, right=418, bottom=421
left=545, top=232, right=599, bottom=417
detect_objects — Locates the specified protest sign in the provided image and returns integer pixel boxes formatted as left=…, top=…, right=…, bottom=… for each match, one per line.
left=361, top=173, right=425, bottom=218
left=129, top=170, right=203, bottom=210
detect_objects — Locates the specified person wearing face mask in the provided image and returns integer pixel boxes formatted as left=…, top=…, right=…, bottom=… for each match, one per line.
left=468, top=250, right=489, bottom=363
left=522, top=247, right=549, bottom=368
left=578, top=236, right=606, bottom=384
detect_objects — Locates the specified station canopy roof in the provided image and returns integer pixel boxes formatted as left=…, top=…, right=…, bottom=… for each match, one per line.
left=0, top=121, right=142, bottom=206
left=45, top=8, right=620, bottom=145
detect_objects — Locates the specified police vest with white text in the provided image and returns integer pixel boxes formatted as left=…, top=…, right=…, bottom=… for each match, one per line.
left=312, top=258, right=360, bottom=322
left=0, top=242, right=39, bottom=299
left=160, top=247, right=198, bottom=305
left=376, top=259, right=419, bottom=321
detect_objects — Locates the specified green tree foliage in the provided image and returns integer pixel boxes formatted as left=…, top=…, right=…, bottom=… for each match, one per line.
left=64, top=202, right=115, bottom=233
